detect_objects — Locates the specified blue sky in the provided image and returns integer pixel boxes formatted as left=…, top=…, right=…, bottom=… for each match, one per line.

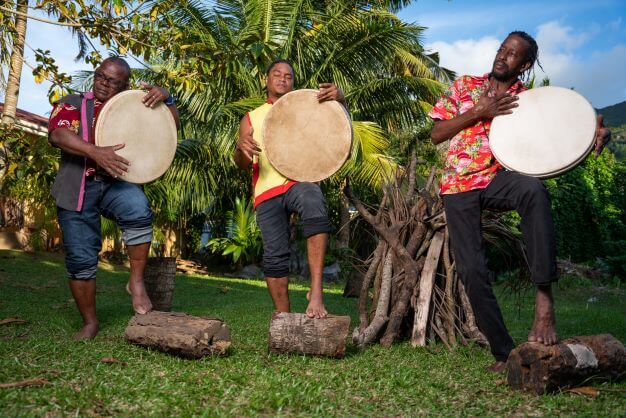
left=399, top=0, right=626, bottom=108
left=7, top=0, right=626, bottom=116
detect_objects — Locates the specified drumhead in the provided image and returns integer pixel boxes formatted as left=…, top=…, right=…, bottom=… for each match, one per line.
left=489, top=86, right=596, bottom=178
left=263, top=89, right=352, bottom=182
left=95, top=90, right=177, bottom=184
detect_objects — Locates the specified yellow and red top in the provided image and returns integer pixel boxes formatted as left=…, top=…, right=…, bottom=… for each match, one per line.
left=247, top=100, right=296, bottom=208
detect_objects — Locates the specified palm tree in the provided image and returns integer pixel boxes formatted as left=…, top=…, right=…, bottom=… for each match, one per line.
left=143, top=0, right=451, bottom=184
left=1, top=0, right=28, bottom=126
left=129, top=0, right=452, bottom=255
left=65, top=1, right=453, bottom=257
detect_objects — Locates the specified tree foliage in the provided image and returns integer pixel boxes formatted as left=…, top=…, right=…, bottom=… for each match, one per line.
left=545, top=152, right=626, bottom=275
left=207, top=196, right=261, bottom=267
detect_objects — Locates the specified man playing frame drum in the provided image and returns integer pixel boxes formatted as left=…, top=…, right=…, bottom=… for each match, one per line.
left=233, top=59, right=347, bottom=318
left=48, top=57, right=180, bottom=339
left=428, top=31, right=611, bottom=372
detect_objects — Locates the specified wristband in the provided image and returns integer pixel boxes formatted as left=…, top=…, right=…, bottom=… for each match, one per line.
left=164, top=94, right=175, bottom=106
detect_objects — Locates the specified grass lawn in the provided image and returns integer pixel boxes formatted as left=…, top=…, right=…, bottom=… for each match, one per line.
left=1, top=249, right=625, bottom=416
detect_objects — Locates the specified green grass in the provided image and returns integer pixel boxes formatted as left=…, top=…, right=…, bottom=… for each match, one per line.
left=1, top=250, right=625, bottom=416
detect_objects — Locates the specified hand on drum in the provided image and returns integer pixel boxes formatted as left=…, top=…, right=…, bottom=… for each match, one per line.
left=472, top=84, right=519, bottom=120
left=236, top=122, right=261, bottom=160
left=317, top=83, right=345, bottom=104
left=139, top=81, right=170, bottom=108
left=594, top=115, right=611, bottom=156
left=91, top=143, right=129, bottom=178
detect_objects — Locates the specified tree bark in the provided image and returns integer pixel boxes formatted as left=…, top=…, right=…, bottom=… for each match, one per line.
left=410, top=230, right=444, bottom=347
left=353, top=251, right=393, bottom=346
left=1, top=0, right=28, bottom=126
left=506, top=334, right=626, bottom=395
left=268, top=312, right=351, bottom=358
left=124, top=311, right=231, bottom=359
left=442, top=229, right=456, bottom=347
left=457, top=280, right=488, bottom=346
left=337, top=178, right=350, bottom=250
left=355, top=241, right=385, bottom=328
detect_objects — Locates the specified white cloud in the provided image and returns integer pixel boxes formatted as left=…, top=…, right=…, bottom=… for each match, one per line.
left=536, top=21, right=588, bottom=53
left=538, top=44, right=626, bottom=108
left=427, top=21, right=626, bottom=108
left=427, top=36, right=500, bottom=78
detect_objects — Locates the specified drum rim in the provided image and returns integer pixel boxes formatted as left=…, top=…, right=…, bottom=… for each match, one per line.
left=94, top=90, right=177, bottom=184
left=262, top=89, right=352, bottom=182
left=489, top=86, right=596, bottom=178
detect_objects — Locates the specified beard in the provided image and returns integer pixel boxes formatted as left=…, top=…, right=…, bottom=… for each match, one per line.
left=491, top=60, right=518, bottom=81
left=491, top=68, right=514, bottom=81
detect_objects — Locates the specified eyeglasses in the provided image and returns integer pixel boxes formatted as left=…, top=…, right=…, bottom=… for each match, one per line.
left=94, top=72, right=126, bottom=89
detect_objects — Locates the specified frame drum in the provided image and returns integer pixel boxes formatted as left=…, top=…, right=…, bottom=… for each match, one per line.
left=95, top=90, right=177, bottom=184
left=489, top=86, right=596, bottom=178
left=263, top=89, right=352, bottom=182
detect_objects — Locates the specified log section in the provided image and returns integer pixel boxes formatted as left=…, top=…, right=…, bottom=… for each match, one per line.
left=124, top=311, right=231, bottom=359
left=268, top=312, right=351, bottom=358
left=506, top=334, right=626, bottom=395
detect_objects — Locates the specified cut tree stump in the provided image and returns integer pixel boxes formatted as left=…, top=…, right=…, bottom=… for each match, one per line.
left=507, top=334, right=626, bottom=395
left=124, top=311, right=231, bottom=359
left=268, top=312, right=351, bottom=358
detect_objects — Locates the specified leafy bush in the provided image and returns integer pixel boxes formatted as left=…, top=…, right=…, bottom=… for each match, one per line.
left=546, top=152, right=626, bottom=277
left=207, top=197, right=261, bottom=268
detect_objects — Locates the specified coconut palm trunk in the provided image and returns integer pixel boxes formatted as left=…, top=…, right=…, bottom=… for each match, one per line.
left=1, top=0, right=28, bottom=126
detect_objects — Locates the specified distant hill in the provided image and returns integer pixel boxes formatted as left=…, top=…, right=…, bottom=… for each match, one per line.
left=597, top=101, right=626, bottom=127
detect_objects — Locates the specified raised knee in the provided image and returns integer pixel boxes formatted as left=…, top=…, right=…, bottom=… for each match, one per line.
left=297, top=183, right=324, bottom=206
left=519, top=177, right=548, bottom=200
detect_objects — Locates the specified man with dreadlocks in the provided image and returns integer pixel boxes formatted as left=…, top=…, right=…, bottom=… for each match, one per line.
left=428, top=31, right=611, bottom=372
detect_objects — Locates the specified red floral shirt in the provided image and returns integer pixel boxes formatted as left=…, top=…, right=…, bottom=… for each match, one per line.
left=429, top=74, right=526, bottom=194
left=48, top=98, right=104, bottom=175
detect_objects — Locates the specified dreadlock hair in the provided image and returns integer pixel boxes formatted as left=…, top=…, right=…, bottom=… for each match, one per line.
left=266, top=59, right=295, bottom=82
left=508, top=31, right=544, bottom=81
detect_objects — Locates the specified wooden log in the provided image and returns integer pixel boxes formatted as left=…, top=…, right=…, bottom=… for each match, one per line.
left=410, top=230, right=445, bottom=347
left=442, top=229, right=456, bottom=346
left=269, top=312, right=351, bottom=358
left=506, top=334, right=626, bottom=395
left=356, top=241, right=385, bottom=329
left=457, top=280, right=488, bottom=346
left=353, top=251, right=393, bottom=346
left=124, top=311, right=231, bottom=359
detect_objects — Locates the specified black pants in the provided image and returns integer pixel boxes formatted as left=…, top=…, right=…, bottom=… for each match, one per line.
left=443, top=170, right=558, bottom=361
left=256, top=182, right=331, bottom=278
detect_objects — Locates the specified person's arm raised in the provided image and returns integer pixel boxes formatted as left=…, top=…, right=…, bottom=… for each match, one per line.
left=139, top=81, right=181, bottom=129
left=431, top=85, right=519, bottom=144
left=594, top=115, right=611, bottom=156
left=233, top=115, right=261, bottom=170
left=317, top=83, right=348, bottom=110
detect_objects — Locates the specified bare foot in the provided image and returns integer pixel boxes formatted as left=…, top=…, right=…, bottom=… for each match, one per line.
left=528, top=285, right=557, bottom=345
left=306, top=291, right=328, bottom=319
left=486, top=361, right=507, bottom=374
left=75, top=322, right=99, bottom=340
left=128, top=279, right=152, bottom=314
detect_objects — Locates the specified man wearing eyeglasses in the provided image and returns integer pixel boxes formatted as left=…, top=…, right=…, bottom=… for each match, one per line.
left=48, top=57, right=180, bottom=340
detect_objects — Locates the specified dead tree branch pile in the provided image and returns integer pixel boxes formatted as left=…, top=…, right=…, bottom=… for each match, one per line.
left=346, top=155, right=489, bottom=349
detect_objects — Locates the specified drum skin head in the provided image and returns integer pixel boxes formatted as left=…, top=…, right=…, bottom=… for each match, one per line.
left=263, top=89, right=352, bottom=182
left=95, top=90, right=177, bottom=184
left=489, top=86, right=596, bottom=178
